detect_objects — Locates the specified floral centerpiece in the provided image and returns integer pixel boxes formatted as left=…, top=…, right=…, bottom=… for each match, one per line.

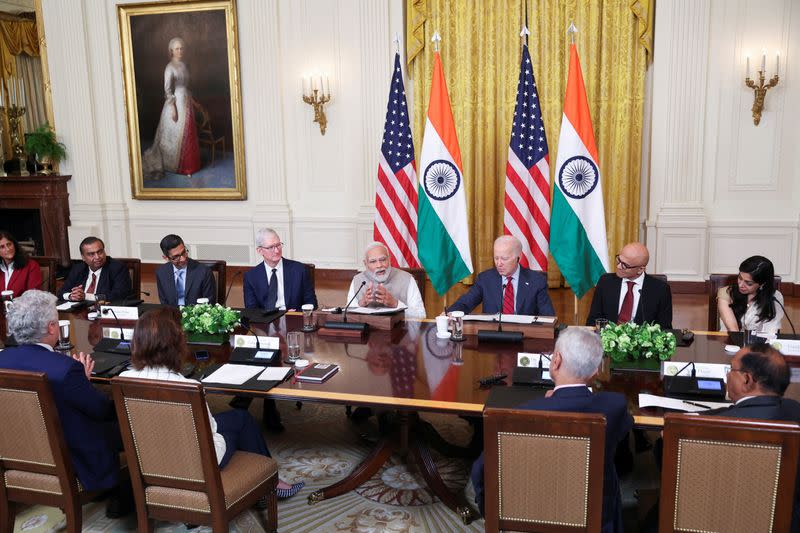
left=600, top=322, right=676, bottom=370
left=181, top=303, right=241, bottom=344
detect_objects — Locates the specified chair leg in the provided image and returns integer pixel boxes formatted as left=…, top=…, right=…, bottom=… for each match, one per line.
left=1, top=500, right=14, bottom=533
left=135, top=505, right=153, bottom=533
left=265, top=476, right=278, bottom=533
left=211, top=513, right=228, bottom=533
left=64, top=500, right=82, bottom=533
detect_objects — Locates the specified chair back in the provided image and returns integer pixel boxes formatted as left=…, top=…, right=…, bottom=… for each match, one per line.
left=304, top=263, right=316, bottom=287
left=30, top=255, right=58, bottom=294
left=707, top=273, right=782, bottom=330
left=111, top=377, right=227, bottom=513
left=659, top=413, right=800, bottom=533
left=399, top=267, right=426, bottom=303
left=197, top=260, right=227, bottom=305
left=0, top=369, right=80, bottom=503
left=116, top=257, right=142, bottom=299
left=483, top=407, right=606, bottom=532
left=649, top=273, right=668, bottom=284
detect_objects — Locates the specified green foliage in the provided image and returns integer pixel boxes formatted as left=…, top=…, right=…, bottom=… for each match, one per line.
left=181, top=303, right=240, bottom=335
left=600, top=322, right=676, bottom=362
left=24, top=123, right=67, bottom=162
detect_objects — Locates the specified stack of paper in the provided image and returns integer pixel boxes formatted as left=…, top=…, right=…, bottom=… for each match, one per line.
left=638, top=393, right=731, bottom=413
left=201, top=364, right=264, bottom=385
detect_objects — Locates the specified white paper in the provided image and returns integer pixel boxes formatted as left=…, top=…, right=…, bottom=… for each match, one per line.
left=233, top=334, right=280, bottom=350
left=661, top=362, right=730, bottom=382
left=773, top=339, right=800, bottom=356
left=257, top=367, right=292, bottom=381
left=56, top=301, right=78, bottom=311
left=464, top=314, right=555, bottom=324
left=345, top=304, right=407, bottom=315
left=517, top=352, right=551, bottom=368
left=100, top=305, right=139, bottom=320
left=638, top=393, right=731, bottom=413
left=201, top=364, right=264, bottom=385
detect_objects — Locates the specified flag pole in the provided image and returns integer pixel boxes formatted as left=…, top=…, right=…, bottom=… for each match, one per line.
left=520, top=24, right=530, bottom=46
left=432, top=31, right=441, bottom=52
left=567, top=22, right=578, bottom=44
left=574, top=293, right=578, bottom=326
left=393, top=32, right=400, bottom=54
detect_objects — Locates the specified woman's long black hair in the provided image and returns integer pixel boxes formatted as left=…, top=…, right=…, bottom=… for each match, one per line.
left=727, top=255, right=776, bottom=325
left=0, top=230, right=29, bottom=269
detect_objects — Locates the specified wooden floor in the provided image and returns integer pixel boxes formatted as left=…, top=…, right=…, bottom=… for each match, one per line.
left=141, top=270, right=800, bottom=332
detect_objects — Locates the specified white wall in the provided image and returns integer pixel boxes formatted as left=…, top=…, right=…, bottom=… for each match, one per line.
left=40, top=0, right=404, bottom=266
left=647, top=0, right=800, bottom=282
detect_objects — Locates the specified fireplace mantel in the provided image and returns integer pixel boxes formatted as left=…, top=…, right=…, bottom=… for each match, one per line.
left=0, top=175, right=72, bottom=268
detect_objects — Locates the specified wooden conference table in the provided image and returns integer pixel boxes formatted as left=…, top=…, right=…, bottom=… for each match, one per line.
left=3, top=308, right=798, bottom=524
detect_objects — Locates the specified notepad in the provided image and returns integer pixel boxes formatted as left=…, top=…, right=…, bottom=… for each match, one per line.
left=201, top=364, right=264, bottom=385
left=257, top=367, right=292, bottom=381
left=638, top=393, right=731, bottom=413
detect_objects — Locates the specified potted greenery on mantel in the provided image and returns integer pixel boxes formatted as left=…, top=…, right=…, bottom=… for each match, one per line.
left=24, top=123, right=67, bottom=175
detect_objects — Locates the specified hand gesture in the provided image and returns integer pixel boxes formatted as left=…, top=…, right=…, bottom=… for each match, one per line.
left=373, top=284, right=398, bottom=308
left=72, top=351, right=95, bottom=380
left=358, top=283, right=375, bottom=307
left=69, top=286, right=85, bottom=302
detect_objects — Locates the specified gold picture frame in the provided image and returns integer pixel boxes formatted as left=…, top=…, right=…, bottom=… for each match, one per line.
left=118, top=0, right=246, bottom=200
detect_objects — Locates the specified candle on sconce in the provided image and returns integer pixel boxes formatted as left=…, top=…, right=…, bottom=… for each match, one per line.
left=19, top=79, right=23, bottom=105
left=10, top=77, right=15, bottom=105
left=761, top=49, right=766, bottom=73
left=746, top=55, right=750, bottom=78
left=326, top=75, right=330, bottom=95
left=0, top=80, right=4, bottom=106
left=776, top=52, right=780, bottom=77
left=318, top=75, right=323, bottom=95
left=312, top=76, right=317, bottom=92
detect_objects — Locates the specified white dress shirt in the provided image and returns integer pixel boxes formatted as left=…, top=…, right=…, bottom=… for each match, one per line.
left=119, top=365, right=226, bottom=464
left=617, top=272, right=644, bottom=318
left=263, top=259, right=286, bottom=310
left=0, top=260, right=14, bottom=286
left=63, top=267, right=103, bottom=301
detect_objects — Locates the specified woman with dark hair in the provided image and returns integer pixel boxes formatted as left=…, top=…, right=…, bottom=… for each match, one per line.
left=119, top=307, right=303, bottom=499
left=0, top=230, right=43, bottom=297
left=718, top=255, right=784, bottom=332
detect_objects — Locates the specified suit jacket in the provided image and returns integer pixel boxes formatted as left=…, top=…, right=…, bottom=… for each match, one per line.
left=156, top=258, right=216, bottom=306
left=586, top=273, right=673, bottom=329
left=0, top=344, right=120, bottom=491
left=58, top=257, right=133, bottom=302
left=448, top=266, right=555, bottom=316
left=243, top=258, right=317, bottom=310
left=471, top=386, right=632, bottom=532
left=0, top=259, right=42, bottom=297
left=706, top=395, right=800, bottom=532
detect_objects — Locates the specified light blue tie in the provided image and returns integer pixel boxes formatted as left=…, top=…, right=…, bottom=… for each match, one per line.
left=176, top=269, right=186, bottom=306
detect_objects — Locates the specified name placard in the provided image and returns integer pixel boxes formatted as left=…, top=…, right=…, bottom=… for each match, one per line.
left=772, top=339, right=800, bottom=356
left=661, top=361, right=729, bottom=382
left=102, top=327, right=134, bottom=339
left=517, top=352, right=551, bottom=368
left=100, top=305, right=139, bottom=321
left=233, top=334, right=280, bottom=350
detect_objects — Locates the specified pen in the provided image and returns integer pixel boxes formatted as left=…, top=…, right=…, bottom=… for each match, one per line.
left=683, top=400, right=712, bottom=410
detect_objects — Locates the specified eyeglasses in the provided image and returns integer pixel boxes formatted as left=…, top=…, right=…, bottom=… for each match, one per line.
left=168, top=249, right=189, bottom=262
left=259, top=242, right=284, bottom=252
left=615, top=255, right=645, bottom=270
left=366, top=256, right=389, bottom=266
left=727, top=367, right=746, bottom=375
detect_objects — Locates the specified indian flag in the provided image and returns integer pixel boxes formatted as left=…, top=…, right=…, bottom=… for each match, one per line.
left=418, top=51, right=473, bottom=295
left=550, top=43, right=610, bottom=299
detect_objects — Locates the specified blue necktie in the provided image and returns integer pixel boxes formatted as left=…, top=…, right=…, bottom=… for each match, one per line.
left=176, top=269, right=186, bottom=306
left=266, top=268, right=278, bottom=310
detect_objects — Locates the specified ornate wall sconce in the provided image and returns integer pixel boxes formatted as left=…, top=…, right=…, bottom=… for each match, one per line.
left=302, top=74, right=331, bottom=135
left=744, top=50, right=780, bottom=126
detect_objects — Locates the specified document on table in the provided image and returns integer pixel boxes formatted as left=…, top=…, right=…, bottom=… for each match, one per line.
left=464, top=314, right=555, bottom=324
left=638, top=393, right=731, bottom=413
left=56, top=301, right=78, bottom=311
left=257, top=367, right=292, bottom=381
left=201, top=364, right=264, bottom=385
left=345, top=305, right=407, bottom=315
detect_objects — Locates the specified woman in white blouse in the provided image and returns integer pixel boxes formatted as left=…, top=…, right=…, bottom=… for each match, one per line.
left=120, top=307, right=303, bottom=499
left=717, top=255, right=784, bottom=333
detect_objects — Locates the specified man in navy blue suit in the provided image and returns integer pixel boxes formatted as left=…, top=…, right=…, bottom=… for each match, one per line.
left=58, top=236, right=132, bottom=303
left=471, top=328, right=632, bottom=532
left=243, top=228, right=317, bottom=311
left=447, top=235, right=554, bottom=316
left=0, top=290, right=128, bottom=517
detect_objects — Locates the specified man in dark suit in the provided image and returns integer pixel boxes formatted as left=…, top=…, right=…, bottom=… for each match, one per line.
left=155, top=234, right=216, bottom=306
left=58, top=236, right=132, bottom=303
left=586, top=242, right=672, bottom=329
left=448, top=235, right=554, bottom=316
left=0, top=290, right=129, bottom=517
left=243, top=227, right=317, bottom=311
left=471, top=328, right=632, bottom=532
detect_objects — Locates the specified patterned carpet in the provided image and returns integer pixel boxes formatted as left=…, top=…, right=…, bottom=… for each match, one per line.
left=13, top=397, right=484, bottom=533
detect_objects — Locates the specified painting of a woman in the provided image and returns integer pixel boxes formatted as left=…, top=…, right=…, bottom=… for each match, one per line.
left=142, top=37, right=201, bottom=179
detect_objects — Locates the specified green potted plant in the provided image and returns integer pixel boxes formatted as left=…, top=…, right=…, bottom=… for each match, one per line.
left=181, top=303, right=241, bottom=345
left=600, top=322, right=677, bottom=371
left=24, top=123, right=67, bottom=175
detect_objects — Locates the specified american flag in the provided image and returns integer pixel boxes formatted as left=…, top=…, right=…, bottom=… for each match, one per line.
left=504, top=44, right=551, bottom=271
left=373, top=53, right=420, bottom=268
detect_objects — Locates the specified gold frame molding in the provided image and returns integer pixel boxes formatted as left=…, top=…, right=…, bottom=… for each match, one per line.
left=117, top=0, right=246, bottom=200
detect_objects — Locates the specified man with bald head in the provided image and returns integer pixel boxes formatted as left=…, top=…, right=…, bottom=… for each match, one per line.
left=586, top=242, right=672, bottom=329
left=347, top=242, right=426, bottom=319
left=448, top=235, right=554, bottom=316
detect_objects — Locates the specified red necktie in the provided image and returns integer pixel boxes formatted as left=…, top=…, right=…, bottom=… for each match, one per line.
left=502, top=276, right=514, bottom=314
left=86, top=272, right=97, bottom=294
left=618, top=281, right=635, bottom=323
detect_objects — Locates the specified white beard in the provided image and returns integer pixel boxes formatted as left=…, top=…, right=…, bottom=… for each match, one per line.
left=364, top=265, right=392, bottom=284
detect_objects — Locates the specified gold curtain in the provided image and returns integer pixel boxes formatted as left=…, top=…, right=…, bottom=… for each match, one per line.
left=0, top=18, right=39, bottom=161
left=407, top=0, right=652, bottom=315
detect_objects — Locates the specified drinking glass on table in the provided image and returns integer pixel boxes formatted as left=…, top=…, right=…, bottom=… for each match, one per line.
left=1, top=290, right=13, bottom=313
left=93, top=293, right=107, bottom=312
left=286, top=331, right=302, bottom=363
left=301, top=304, right=315, bottom=331
left=595, top=318, right=609, bottom=333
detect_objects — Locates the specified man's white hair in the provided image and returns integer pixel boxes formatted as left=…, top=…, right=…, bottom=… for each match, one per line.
left=363, top=241, right=389, bottom=261
left=494, top=235, right=522, bottom=257
left=255, top=228, right=280, bottom=247
left=554, top=328, right=604, bottom=381
left=7, top=290, right=57, bottom=345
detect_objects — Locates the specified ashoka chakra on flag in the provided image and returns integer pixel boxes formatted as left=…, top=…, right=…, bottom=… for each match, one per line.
left=423, top=159, right=461, bottom=201
left=558, top=155, right=599, bottom=199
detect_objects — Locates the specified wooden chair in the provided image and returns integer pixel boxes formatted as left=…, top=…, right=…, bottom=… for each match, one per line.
left=30, top=255, right=58, bottom=294
left=0, top=369, right=103, bottom=532
left=193, top=101, right=226, bottom=166
left=649, top=273, right=668, bottom=284
left=304, top=262, right=315, bottom=287
left=116, top=257, right=142, bottom=300
left=111, top=377, right=278, bottom=533
left=659, top=413, right=800, bottom=533
left=197, top=259, right=227, bottom=305
left=707, top=273, right=782, bottom=331
left=483, top=407, right=606, bottom=532
left=399, top=267, right=426, bottom=303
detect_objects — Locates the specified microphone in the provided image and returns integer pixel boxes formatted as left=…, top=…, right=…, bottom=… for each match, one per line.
left=225, top=270, right=243, bottom=306
left=229, top=316, right=281, bottom=364
left=239, top=317, right=262, bottom=350
left=141, top=290, right=151, bottom=297
left=102, top=307, right=126, bottom=341
left=663, top=360, right=725, bottom=400
left=343, top=281, right=367, bottom=324
left=477, top=280, right=523, bottom=344
left=673, top=360, right=696, bottom=377
left=322, top=281, right=369, bottom=333
left=97, top=306, right=131, bottom=354
left=773, top=296, right=797, bottom=337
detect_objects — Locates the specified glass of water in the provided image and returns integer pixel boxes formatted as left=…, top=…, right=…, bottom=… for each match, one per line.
left=286, top=331, right=302, bottom=363
left=301, top=304, right=315, bottom=331
left=450, top=311, right=465, bottom=341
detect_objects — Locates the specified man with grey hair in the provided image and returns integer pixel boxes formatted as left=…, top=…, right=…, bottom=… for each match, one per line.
left=447, top=235, right=554, bottom=316
left=346, top=241, right=426, bottom=319
left=0, top=290, right=129, bottom=516
left=243, top=227, right=317, bottom=311
left=470, top=328, right=632, bottom=532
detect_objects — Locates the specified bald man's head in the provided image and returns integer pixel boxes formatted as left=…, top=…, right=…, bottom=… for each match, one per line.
left=727, top=344, right=790, bottom=402
left=615, top=242, right=649, bottom=279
